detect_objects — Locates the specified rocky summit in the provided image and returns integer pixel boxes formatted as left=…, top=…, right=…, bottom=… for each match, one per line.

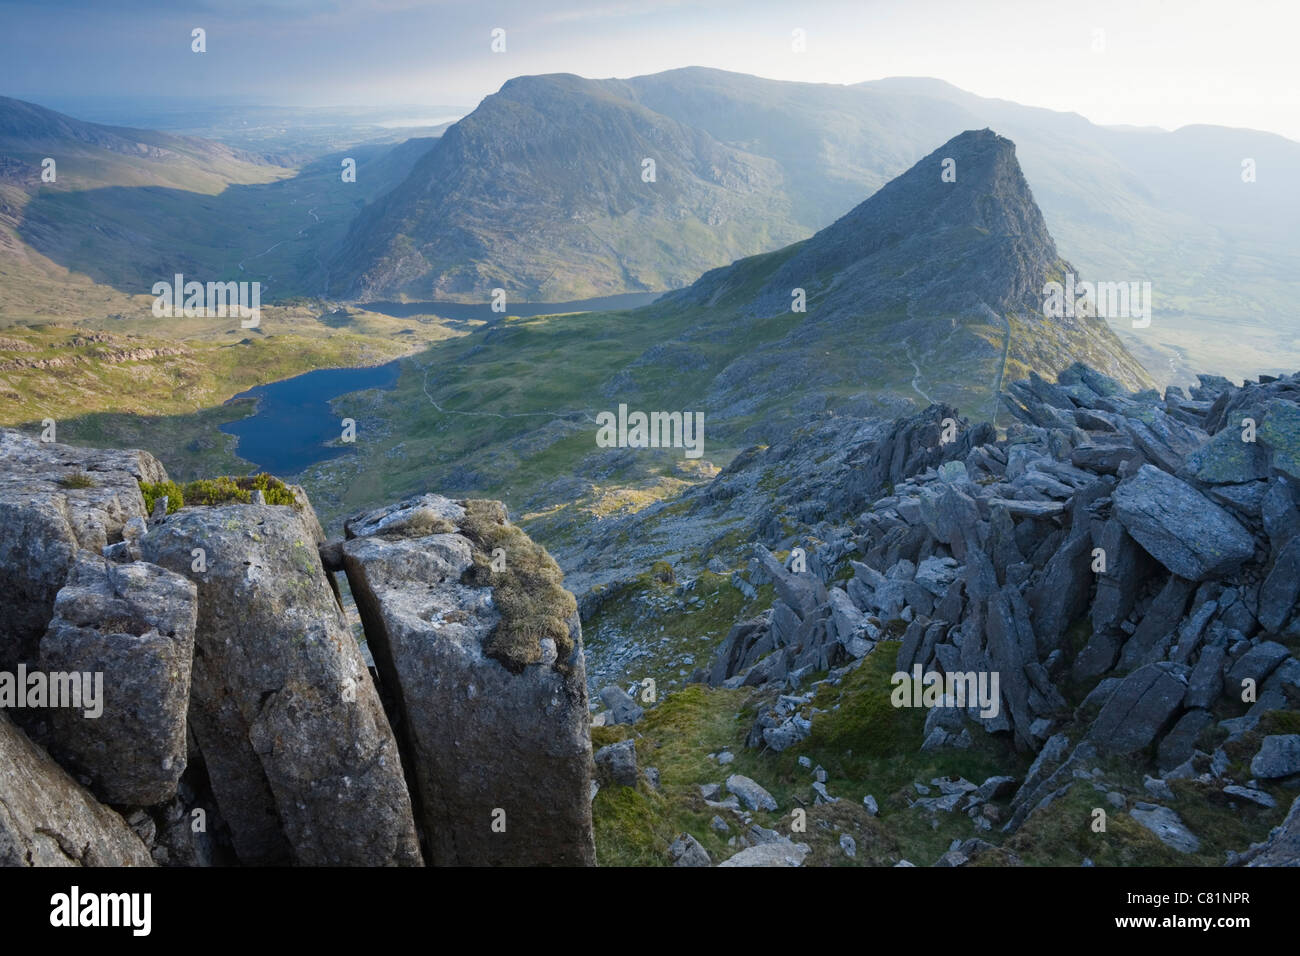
left=0, top=429, right=594, bottom=866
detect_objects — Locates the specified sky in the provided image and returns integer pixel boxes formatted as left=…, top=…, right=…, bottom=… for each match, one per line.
left=2, top=0, right=1298, bottom=141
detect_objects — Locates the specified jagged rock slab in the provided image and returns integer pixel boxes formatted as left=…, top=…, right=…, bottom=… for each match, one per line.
left=39, top=552, right=197, bottom=806
left=1086, top=662, right=1187, bottom=755
left=0, top=710, right=153, bottom=866
left=1112, top=465, right=1255, bottom=580
left=341, top=495, right=595, bottom=866
left=140, top=503, right=421, bottom=867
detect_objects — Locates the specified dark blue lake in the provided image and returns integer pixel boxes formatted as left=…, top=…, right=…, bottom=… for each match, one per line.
left=219, top=361, right=402, bottom=475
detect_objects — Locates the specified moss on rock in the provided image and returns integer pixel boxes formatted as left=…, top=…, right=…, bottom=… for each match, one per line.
left=458, top=498, right=578, bottom=673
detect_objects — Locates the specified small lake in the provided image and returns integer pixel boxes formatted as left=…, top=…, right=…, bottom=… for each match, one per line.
left=219, top=361, right=401, bottom=475
left=221, top=294, right=661, bottom=475
left=361, top=292, right=662, bottom=321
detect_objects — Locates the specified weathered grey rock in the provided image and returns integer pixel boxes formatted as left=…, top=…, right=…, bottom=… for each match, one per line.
left=1261, top=478, right=1300, bottom=553
left=1012, top=733, right=1071, bottom=808
left=1186, top=645, right=1226, bottom=710
left=1156, top=709, right=1214, bottom=773
left=1241, top=795, right=1300, bottom=866
left=1071, top=443, right=1141, bottom=475
left=1251, top=735, right=1300, bottom=780
left=1091, top=520, right=1146, bottom=632
left=1129, top=803, right=1200, bottom=853
left=669, top=832, right=711, bottom=867
left=1029, top=532, right=1093, bottom=653
left=1258, top=538, right=1300, bottom=634
left=1225, top=641, right=1291, bottom=697
left=594, top=739, right=639, bottom=788
left=763, top=714, right=812, bottom=752
left=1186, top=427, right=1271, bottom=484
left=915, top=555, right=959, bottom=597
left=599, top=684, right=645, bottom=725
left=1086, top=662, right=1188, bottom=755
left=1072, top=629, right=1123, bottom=684
left=141, top=503, right=422, bottom=867
left=754, top=545, right=826, bottom=618
left=976, top=776, right=1018, bottom=802
left=39, top=552, right=196, bottom=806
left=0, top=429, right=165, bottom=676
left=718, top=838, right=810, bottom=867
left=726, top=774, right=778, bottom=812
left=1224, top=785, right=1276, bottom=809
left=340, top=495, right=594, bottom=866
left=0, top=710, right=153, bottom=866
left=1259, top=399, right=1300, bottom=481
left=1112, top=465, right=1256, bottom=580
left=1117, top=575, right=1195, bottom=671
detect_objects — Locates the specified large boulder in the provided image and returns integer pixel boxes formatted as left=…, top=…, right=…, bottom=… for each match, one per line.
left=0, top=429, right=164, bottom=676
left=0, top=710, right=153, bottom=866
left=340, top=495, right=595, bottom=866
left=1113, top=465, right=1256, bottom=580
left=39, top=552, right=197, bottom=807
left=1086, top=662, right=1188, bottom=755
left=139, top=502, right=421, bottom=867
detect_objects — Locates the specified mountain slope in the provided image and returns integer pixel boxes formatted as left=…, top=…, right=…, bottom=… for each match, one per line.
left=641, top=129, right=1152, bottom=428
left=329, top=73, right=803, bottom=302
left=0, top=96, right=439, bottom=315
left=0, top=96, right=288, bottom=318
left=332, top=68, right=1300, bottom=383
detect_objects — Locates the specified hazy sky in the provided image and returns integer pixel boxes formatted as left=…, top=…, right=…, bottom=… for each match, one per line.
left=3, top=0, right=1298, bottom=141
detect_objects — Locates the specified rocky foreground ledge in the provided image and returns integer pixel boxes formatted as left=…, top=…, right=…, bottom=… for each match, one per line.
left=0, top=429, right=594, bottom=866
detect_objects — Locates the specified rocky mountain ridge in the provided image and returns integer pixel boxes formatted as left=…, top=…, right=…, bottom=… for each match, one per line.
left=590, top=361, right=1300, bottom=865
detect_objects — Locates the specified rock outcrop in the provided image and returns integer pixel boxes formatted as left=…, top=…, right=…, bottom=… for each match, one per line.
left=0, top=429, right=164, bottom=675
left=138, top=503, right=422, bottom=867
left=341, top=495, right=596, bottom=866
left=698, top=363, right=1300, bottom=862
left=0, top=427, right=595, bottom=868
left=39, top=552, right=197, bottom=806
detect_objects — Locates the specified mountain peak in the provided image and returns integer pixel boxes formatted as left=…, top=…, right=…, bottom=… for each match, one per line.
left=658, top=127, right=1150, bottom=419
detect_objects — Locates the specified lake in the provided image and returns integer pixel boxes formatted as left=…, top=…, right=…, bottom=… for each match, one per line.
left=219, top=361, right=402, bottom=475
left=361, top=292, right=662, bottom=321
left=222, top=294, right=664, bottom=475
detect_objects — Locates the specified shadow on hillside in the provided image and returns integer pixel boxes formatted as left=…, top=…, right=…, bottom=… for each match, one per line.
left=16, top=140, right=432, bottom=300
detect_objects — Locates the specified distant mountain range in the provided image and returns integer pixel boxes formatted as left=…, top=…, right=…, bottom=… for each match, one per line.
left=2, top=69, right=1298, bottom=382
left=329, top=68, right=1300, bottom=383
